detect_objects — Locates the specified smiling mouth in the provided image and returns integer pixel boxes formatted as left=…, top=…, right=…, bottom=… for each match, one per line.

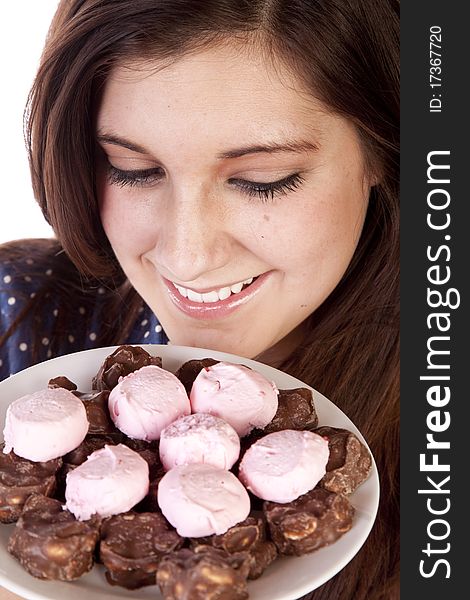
left=171, top=276, right=260, bottom=304
left=163, top=272, right=271, bottom=320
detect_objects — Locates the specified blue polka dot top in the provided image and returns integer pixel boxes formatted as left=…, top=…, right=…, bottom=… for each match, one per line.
left=0, top=240, right=168, bottom=382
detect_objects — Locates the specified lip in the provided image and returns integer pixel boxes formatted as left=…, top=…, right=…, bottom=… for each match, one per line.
left=163, top=271, right=272, bottom=320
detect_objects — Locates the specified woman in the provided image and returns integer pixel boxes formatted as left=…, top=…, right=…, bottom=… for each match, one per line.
left=0, top=0, right=399, bottom=598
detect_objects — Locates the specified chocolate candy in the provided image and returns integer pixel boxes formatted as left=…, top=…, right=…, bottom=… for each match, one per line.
left=63, top=435, right=118, bottom=468
left=49, top=376, right=120, bottom=437
left=174, top=358, right=219, bottom=396
left=262, top=387, right=318, bottom=434
left=248, top=537, right=278, bottom=579
left=48, top=375, right=78, bottom=391
left=92, top=345, right=162, bottom=391
left=157, top=546, right=249, bottom=600
left=240, top=387, right=318, bottom=453
left=49, top=376, right=120, bottom=436
left=191, top=515, right=277, bottom=579
left=100, top=511, right=183, bottom=589
left=8, top=493, right=100, bottom=580
left=76, top=389, right=121, bottom=436
left=0, top=444, right=62, bottom=523
left=264, top=488, right=354, bottom=556
left=121, top=437, right=158, bottom=453
left=314, top=426, right=372, bottom=495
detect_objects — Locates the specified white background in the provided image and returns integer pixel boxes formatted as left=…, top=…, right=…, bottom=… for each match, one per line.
left=0, top=1, right=60, bottom=244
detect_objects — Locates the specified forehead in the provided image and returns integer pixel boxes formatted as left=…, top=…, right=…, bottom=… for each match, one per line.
left=97, top=43, right=331, bottom=141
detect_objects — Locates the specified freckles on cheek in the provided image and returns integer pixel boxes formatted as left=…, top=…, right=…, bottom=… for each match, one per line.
left=266, top=200, right=346, bottom=271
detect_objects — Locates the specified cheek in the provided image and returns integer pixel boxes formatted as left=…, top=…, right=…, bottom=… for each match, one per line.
left=99, top=184, right=156, bottom=259
left=99, top=191, right=129, bottom=256
left=310, top=189, right=368, bottom=253
left=269, top=202, right=363, bottom=260
left=253, top=178, right=368, bottom=277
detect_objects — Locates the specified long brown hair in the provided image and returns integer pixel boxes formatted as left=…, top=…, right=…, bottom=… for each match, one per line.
left=17, top=1, right=399, bottom=598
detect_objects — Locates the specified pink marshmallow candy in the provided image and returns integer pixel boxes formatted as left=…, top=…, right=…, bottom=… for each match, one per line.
left=108, top=365, right=191, bottom=441
left=65, top=444, right=149, bottom=520
left=190, top=362, right=279, bottom=437
left=157, top=463, right=250, bottom=537
left=239, top=429, right=330, bottom=503
left=2, top=387, right=89, bottom=462
left=159, top=413, right=240, bottom=471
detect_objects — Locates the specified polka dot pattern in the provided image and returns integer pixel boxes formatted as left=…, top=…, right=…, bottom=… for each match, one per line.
left=0, top=258, right=168, bottom=382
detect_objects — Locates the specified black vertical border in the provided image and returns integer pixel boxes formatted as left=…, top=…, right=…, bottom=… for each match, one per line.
left=401, top=1, right=467, bottom=597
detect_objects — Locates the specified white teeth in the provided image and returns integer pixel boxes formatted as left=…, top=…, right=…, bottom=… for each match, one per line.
left=187, top=289, right=203, bottom=302
left=230, top=282, right=243, bottom=294
left=201, top=291, right=220, bottom=303
left=173, top=276, right=257, bottom=303
left=174, top=284, right=188, bottom=298
left=218, top=287, right=232, bottom=301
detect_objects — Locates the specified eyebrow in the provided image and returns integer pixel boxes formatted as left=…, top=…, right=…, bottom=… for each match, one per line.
left=96, top=132, right=319, bottom=159
left=217, top=141, right=319, bottom=159
left=97, top=133, right=149, bottom=154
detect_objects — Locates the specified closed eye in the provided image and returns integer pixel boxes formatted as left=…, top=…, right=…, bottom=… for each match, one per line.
left=229, top=172, right=305, bottom=202
left=106, top=165, right=165, bottom=188
left=106, top=163, right=304, bottom=202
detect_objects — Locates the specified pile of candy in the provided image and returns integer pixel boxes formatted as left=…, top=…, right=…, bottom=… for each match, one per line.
left=0, top=345, right=372, bottom=599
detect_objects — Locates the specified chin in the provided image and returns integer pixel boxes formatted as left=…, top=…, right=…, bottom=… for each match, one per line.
left=167, top=331, right=266, bottom=360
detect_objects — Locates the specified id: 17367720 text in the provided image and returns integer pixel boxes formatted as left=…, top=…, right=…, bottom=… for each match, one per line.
left=429, top=25, right=443, bottom=113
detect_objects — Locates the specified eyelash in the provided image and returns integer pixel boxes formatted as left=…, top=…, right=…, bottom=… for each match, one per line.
left=229, top=173, right=304, bottom=202
left=107, top=166, right=164, bottom=188
left=106, top=165, right=304, bottom=203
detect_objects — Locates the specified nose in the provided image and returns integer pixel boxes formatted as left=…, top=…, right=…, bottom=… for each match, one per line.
left=150, top=183, right=233, bottom=284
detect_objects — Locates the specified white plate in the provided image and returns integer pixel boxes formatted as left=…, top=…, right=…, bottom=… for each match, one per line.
left=0, top=345, right=379, bottom=600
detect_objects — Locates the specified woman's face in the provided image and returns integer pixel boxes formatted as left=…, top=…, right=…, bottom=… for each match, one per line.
left=96, top=43, right=371, bottom=363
